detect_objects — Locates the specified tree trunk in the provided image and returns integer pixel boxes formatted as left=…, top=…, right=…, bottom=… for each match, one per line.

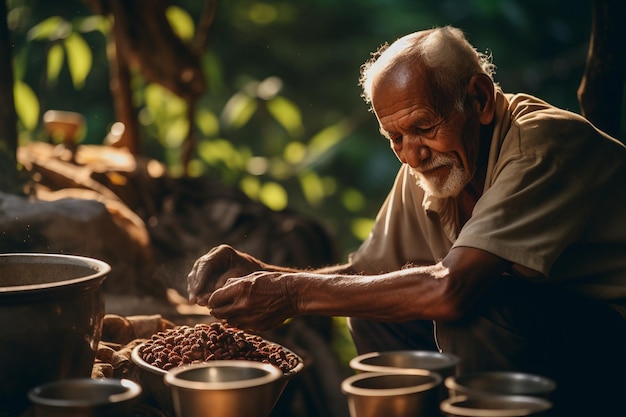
left=0, top=0, right=22, bottom=194
left=108, top=29, right=142, bottom=154
left=578, top=0, right=626, bottom=138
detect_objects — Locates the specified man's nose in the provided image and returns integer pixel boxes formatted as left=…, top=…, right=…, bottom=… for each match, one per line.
left=399, top=137, right=430, bottom=167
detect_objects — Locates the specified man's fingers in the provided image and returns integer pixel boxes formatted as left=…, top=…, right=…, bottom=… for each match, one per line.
left=208, top=286, right=234, bottom=309
left=187, top=257, right=216, bottom=303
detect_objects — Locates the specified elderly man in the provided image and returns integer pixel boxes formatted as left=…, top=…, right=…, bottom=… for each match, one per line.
left=187, top=26, right=626, bottom=416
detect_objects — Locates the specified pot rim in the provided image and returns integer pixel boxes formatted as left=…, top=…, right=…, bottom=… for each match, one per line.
left=0, top=253, right=111, bottom=294
left=349, top=350, right=460, bottom=373
left=341, top=370, right=442, bottom=397
left=439, top=394, right=553, bottom=417
left=131, top=341, right=305, bottom=379
left=28, top=378, right=142, bottom=407
left=164, top=361, right=283, bottom=391
left=444, top=371, right=556, bottom=396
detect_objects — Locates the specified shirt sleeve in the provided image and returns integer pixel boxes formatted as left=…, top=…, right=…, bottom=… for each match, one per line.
left=453, top=121, right=590, bottom=277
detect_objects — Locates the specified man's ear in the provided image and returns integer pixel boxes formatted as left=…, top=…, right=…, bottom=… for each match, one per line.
left=467, top=73, right=495, bottom=125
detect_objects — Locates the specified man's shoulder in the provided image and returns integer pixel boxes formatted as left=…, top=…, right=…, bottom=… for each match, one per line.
left=500, top=92, right=621, bottom=152
left=504, top=92, right=585, bottom=125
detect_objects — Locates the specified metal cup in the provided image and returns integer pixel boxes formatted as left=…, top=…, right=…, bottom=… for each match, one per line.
left=341, top=369, right=442, bottom=417
left=440, top=394, right=552, bottom=417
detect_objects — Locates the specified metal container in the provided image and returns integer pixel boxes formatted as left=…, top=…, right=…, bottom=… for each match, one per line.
left=349, top=350, right=460, bottom=379
left=440, top=394, right=552, bottom=417
left=341, top=370, right=442, bottom=417
left=28, top=378, right=141, bottom=417
left=0, top=253, right=110, bottom=417
left=131, top=342, right=304, bottom=416
left=164, top=361, right=284, bottom=417
left=349, top=350, right=459, bottom=402
left=445, top=372, right=556, bottom=399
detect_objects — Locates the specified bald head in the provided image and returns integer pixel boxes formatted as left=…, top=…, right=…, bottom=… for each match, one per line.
left=359, top=26, right=496, bottom=116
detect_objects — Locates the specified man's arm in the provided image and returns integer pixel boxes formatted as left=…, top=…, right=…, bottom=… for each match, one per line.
left=208, top=246, right=511, bottom=331
left=187, top=244, right=357, bottom=305
left=290, top=246, right=510, bottom=321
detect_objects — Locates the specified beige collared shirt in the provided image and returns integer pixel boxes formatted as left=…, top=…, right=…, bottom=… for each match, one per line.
left=350, top=88, right=626, bottom=317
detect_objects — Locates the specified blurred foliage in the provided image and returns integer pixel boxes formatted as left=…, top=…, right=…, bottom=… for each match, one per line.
left=7, top=0, right=606, bottom=260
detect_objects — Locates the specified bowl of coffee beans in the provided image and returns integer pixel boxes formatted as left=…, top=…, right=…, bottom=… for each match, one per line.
left=131, top=322, right=304, bottom=414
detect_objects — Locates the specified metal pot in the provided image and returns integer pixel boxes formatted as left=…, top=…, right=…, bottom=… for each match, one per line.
left=0, top=253, right=110, bottom=416
left=28, top=378, right=141, bottom=417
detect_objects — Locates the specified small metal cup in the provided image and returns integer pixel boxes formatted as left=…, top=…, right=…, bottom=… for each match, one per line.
left=164, top=361, right=285, bottom=417
left=28, top=378, right=141, bottom=417
left=349, top=350, right=459, bottom=401
left=341, top=369, right=442, bottom=417
left=440, top=394, right=553, bottom=417
left=445, top=371, right=556, bottom=399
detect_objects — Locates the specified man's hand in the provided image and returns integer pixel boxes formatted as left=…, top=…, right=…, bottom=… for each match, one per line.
left=187, top=245, right=264, bottom=306
left=208, top=271, right=296, bottom=332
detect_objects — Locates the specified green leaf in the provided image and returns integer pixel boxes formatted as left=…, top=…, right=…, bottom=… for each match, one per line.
left=13, top=47, right=30, bottom=81
left=64, top=33, right=92, bottom=89
left=309, top=120, right=350, bottom=153
left=341, top=188, right=365, bottom=212
left=267, top=96, right=303, bottom=137
left=300, top=119, right=352, bottom=167
left=195, top=108, right=220, bottom=137
left=164, top=117, right=189, bottom=148
left=248, top=3, right=278, bottom=25
left=198, top=138, right=246, bottom=170
left=13, top=80, right=40, bottom=131
left=351, top=217, right=375, bottom=241
left=298, top=170, right=325, bottom=206
left=144, top=83, right=187, bottom=127
left=77, top=15, right=111, bottom=35
left=27, top=16, right=68, bottom=41
left=46, top=43, right=64, bottom=85
left=259, top=181, right=288, bottom=211
left=221, top=92, right=258, bottom=130
left=166, top=6, right=195, bottom=41
left=239, top=175, right=261, bottom=200
left=144, top=84, right=167, bottom=114
left=283, top=141, right=306, bottom=164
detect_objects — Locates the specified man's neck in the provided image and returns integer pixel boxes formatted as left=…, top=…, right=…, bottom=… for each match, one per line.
left=457, top=122, right=493, bottom=224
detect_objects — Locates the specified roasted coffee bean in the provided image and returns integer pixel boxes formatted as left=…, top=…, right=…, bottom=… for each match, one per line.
left=139, top=322, right=300, bottom=374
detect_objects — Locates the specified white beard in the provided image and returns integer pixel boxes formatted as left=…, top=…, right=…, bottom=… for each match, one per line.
left=409, top=153, right=470, bottom=198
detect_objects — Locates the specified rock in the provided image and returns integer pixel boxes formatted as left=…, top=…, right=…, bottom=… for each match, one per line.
left=0, top=191, right=158, bottom=295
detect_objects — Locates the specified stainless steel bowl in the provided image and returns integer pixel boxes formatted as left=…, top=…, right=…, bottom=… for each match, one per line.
left=131, top=341, right=304, bottom=415
left=440, top=394, right=553, bottom=417
left=28, top=378, right=142, bottom=417
left=445, top=371, right=556, bottom=398
left=341, top=370, right=442, bottom=417
left=0, top=253, right=110, bottom=417
left=164, top=361, right=284, bottom=417
left=349, top=350, right=460, bottom=379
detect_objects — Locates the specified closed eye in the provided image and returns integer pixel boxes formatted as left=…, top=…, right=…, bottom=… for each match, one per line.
left=412, top=125, right=435, bottom=136
left=379, top=127, right=402, bottom=145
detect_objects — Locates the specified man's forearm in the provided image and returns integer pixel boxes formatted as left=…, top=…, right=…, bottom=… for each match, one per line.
left=262, top=262, right=356, bottom=275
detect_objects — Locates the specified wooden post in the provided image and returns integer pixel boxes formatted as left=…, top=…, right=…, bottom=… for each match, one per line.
left=0, top=0, right=17, bottom=155
left=577, top=0, right=626, bottom=138
left=0, top=0, right=23, bottom=194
